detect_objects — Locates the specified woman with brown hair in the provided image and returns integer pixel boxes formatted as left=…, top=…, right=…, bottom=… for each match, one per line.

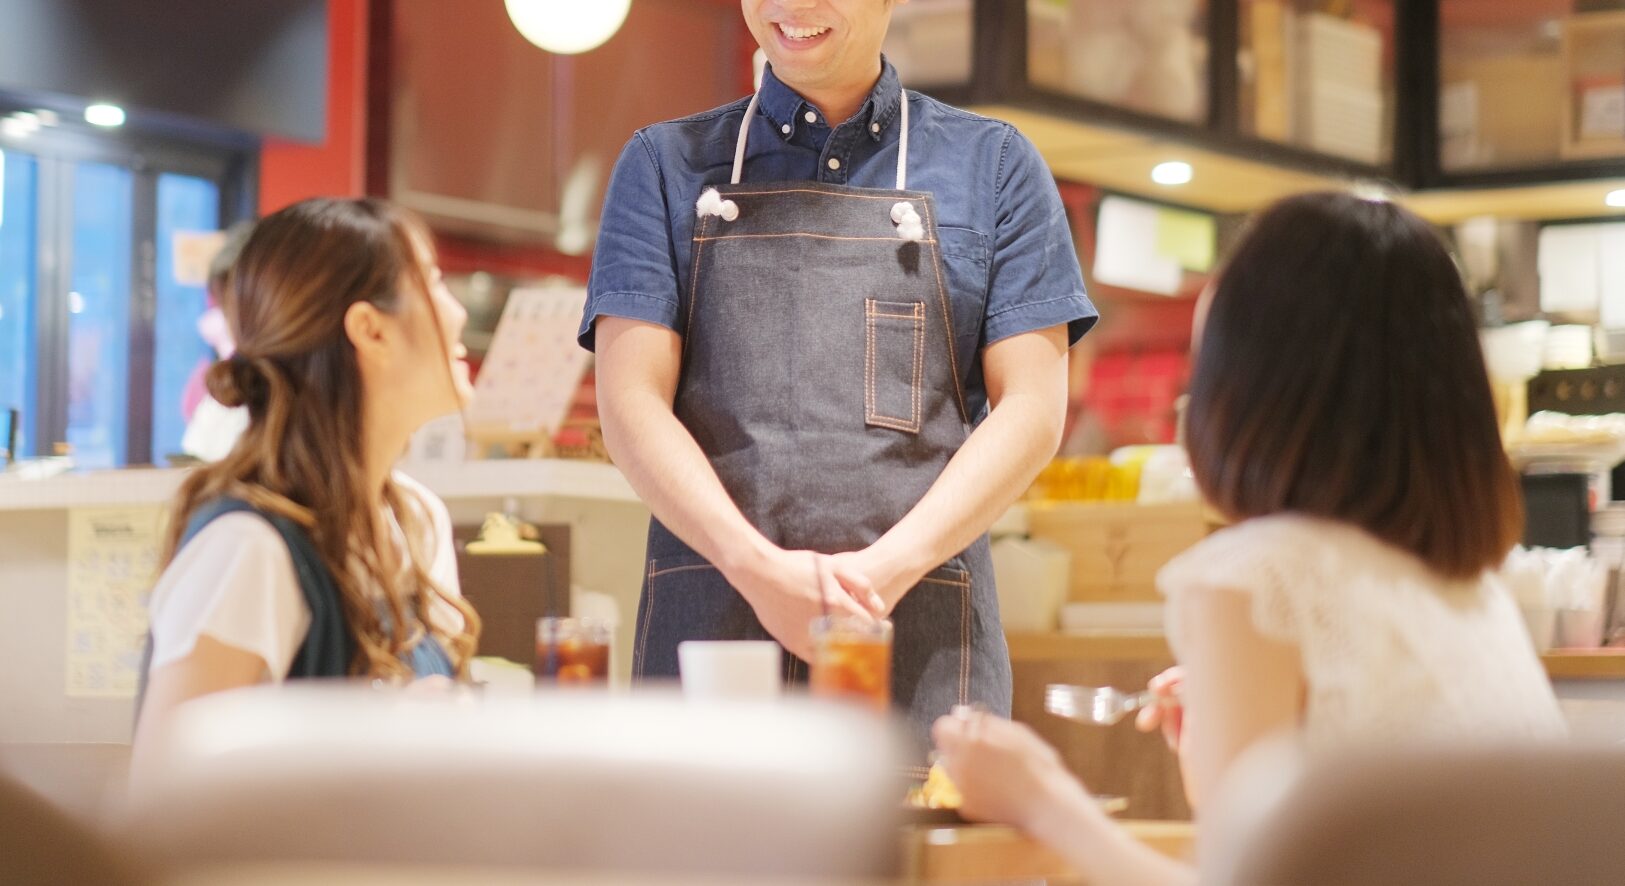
left=134, top=198, right=480, bottom=756
left=931, top=193, right=1565, bottom=885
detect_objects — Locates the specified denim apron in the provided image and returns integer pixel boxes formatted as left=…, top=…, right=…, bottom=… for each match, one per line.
left=632, top=86, right=1012, bottom=765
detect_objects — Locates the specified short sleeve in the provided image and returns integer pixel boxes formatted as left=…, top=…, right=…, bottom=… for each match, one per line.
left=146, top=514, right=310, bottom=678
left=1157, top=521, right=1315, bottom=653
left=579, top=131, right=683, bottom=351
left=983, top=128, right=1097, bottom=347
left=392, top=471, right=465, bottom=633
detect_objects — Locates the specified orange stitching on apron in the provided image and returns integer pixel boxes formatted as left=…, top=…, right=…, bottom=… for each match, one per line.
left=865, top=299, right=924, bottom=433
left=919, top=200, right=970, bottom=424
left=721, top=187, right=927, bottom=202
left=635, top=557, right=657, bottom=685
left=912, top=300, right=924, bottom=429
left=866, top=299, right=876, bottom=423
left=646, top=563, right=718, bottom=579
left=695, top=233, right=938, bottom=244
left=959, top=579, right=971, bottom=706
left=921, top=576, right=970, bottom=588
left=685, top=215, right=711, bottom=339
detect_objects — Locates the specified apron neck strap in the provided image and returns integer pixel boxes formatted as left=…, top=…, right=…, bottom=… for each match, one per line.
left=731, top=86, right=911, bottom=191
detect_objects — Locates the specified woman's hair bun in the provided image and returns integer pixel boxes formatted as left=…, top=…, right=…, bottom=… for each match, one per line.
left=206, top=354, right=268, bottom=409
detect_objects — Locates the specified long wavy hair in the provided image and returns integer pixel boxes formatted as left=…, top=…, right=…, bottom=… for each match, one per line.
left=162, top=198, right=480, bottom=679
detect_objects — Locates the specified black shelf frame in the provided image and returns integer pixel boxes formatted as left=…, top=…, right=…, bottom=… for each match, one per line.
left=927, top=0, right=1625, bottom=196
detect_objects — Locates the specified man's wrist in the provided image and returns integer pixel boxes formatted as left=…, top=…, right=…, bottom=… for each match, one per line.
left=715, top=532, right=777, bottom=592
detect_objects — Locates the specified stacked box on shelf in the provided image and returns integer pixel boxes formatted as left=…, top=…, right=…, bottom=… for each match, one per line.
left=1295, top=13, right=1387, bottom=164
left=1025, top=501, right=1210, bottom=604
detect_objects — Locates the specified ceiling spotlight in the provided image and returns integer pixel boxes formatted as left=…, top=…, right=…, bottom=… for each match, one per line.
left=1607, top=189, right=1625, bottom=209
left=1151, top=161, right=1193, bottom=186
left=85, top=103, right=126, bottom=127
left=505, top=0, right=631, bottom=54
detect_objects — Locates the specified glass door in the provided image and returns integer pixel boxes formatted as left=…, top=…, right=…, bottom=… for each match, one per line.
left=65, top=161, right=135, bottom=469
left=0, top=108, right=242, bottom=469
left=0, top=147, right=39, bottom=460
left=152, top=173, right=222, bottom=462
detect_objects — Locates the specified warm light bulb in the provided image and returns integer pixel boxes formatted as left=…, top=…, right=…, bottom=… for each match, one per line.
left=505, top=0, right=631, bottom=54
left=85, top=103, right=126, bottom=127
left=1151, top=161, right=1193, bottom=186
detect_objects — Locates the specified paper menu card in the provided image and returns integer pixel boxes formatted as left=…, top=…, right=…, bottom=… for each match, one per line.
left=66, top=506, right=163, bottom=698
left=466, top=287, right=592, bottom=437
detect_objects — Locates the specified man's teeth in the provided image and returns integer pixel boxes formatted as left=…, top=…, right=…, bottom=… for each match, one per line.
left=778, top=24, right=830, bottom=40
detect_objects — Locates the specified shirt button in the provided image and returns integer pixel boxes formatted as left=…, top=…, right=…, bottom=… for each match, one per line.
left=827, top=157, right=841, bottom=171
left=781, top=123, right=792, bottom=135
left=871, top=123, right=880, bottom=134
left=804, top=110, right=817, bottom=124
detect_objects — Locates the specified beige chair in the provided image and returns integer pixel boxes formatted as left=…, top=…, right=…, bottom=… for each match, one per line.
left=1211, top=747, right=1625, bottom=886
left=0, top=770, right=150, bottom=886
left=0, top=741, right=131, bottom=825
left=123, top=686, right=905, bottom=880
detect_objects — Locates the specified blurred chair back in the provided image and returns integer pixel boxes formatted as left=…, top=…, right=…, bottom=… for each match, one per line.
left=0, top=770, right=149, bottom=886
left=0, top=742, right=131, bottom=825
left=1213, top=747, right=1625, bottom=886
left=122, top=686, right=904, bottom=879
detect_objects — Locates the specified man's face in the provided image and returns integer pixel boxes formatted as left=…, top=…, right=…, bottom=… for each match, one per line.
left=742, top=0, right=900, bottom=95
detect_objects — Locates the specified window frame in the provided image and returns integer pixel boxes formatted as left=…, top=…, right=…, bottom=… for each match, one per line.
left=0, top=104, right=255, bottom=466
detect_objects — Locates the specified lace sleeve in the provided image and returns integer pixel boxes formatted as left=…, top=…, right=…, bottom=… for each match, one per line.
left=1158, top=518, right=1325, bottom=651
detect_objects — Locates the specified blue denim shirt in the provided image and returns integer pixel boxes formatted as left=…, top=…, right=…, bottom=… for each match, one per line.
left=581, top=60, right=1096, bottom=419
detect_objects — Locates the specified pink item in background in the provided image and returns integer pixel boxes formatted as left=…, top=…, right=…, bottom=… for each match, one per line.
left=180, top=307, right=238, bottom=422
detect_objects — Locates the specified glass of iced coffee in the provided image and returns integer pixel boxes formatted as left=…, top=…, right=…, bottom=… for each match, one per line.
left=809, top=615, right=893, bottom=713
left=534, top=617, right=612, bottom=686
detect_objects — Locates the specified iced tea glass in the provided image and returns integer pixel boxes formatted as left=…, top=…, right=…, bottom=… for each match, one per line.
left=809, top=615, right=893, bottom=713
left=534, top=617, right=612, bottom=686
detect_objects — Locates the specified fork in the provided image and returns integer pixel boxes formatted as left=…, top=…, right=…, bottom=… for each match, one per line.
left=1045, top=684, right=1172, bottom=726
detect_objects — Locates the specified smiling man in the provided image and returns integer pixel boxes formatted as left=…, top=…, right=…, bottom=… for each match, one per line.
left=581, top=0, right=1096, bottom=759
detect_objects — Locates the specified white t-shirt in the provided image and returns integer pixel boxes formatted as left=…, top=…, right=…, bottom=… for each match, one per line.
left=1159, top=514, right=1567, bottom=752
left=146, top=472, right=463, bottom=678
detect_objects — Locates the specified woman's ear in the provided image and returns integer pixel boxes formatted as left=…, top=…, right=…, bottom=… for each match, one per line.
left=344, top=301, right=392, bottom=367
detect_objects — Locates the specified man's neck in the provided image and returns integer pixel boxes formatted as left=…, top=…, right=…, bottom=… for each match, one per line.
left=786, top=62, right=882, bottom=128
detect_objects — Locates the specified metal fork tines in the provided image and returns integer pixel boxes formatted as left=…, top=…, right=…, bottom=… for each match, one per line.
left=1045, top=684, right=1154, bottom=726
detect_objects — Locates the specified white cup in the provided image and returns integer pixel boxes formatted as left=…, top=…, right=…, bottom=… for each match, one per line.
left=678, top=640, right=782, bottom=700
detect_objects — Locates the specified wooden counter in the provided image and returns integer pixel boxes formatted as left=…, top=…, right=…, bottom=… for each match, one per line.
left=1008, top=631, right=1625, bottom=681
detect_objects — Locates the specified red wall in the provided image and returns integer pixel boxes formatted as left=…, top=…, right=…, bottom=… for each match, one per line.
left=258, top=0, right=370, bottom=212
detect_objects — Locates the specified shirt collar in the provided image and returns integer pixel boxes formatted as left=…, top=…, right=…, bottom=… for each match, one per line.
left=757, top=57, right=902, bottom=143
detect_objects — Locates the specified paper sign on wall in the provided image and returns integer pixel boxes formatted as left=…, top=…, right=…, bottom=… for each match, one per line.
left=172, top=230, right=227, bottom=287
left=66, top=507, right=163, bottom=698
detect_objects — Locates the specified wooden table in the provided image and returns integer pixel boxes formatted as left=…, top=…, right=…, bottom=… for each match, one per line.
left=1008, top=630, right=1625, bottom=681
left=904, top=821, right=1195, bottom=883
left=161, top=823, right=1197, bottom=886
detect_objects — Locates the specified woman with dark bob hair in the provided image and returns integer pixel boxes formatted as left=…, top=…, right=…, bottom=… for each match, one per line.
left=931, top=193, right=1565, bottom=885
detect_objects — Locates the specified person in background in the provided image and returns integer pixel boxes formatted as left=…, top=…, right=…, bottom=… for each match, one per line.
left=134, top=198, right=481, bottom=775
left=583, top=0, right=1095, bottom=761
left=180, top=220, right=256, bottom=462
left=932, top=192, right=1566, bottom=886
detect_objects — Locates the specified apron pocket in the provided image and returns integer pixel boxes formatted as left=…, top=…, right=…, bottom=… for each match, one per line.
left=633, top=555, right=759, bottom=682
left=890, top=564, right=974, bottom=754
left=864, top=298, right=925, bottom=434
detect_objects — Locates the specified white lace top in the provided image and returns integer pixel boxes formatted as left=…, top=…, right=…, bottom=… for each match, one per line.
left=1159, top=514, right=1566, bottom=751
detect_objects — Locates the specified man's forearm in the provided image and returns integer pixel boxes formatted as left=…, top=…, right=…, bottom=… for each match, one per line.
left=600, top=386, right=772, bottom=577
left=870, top=382, right=1063, bottom=586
